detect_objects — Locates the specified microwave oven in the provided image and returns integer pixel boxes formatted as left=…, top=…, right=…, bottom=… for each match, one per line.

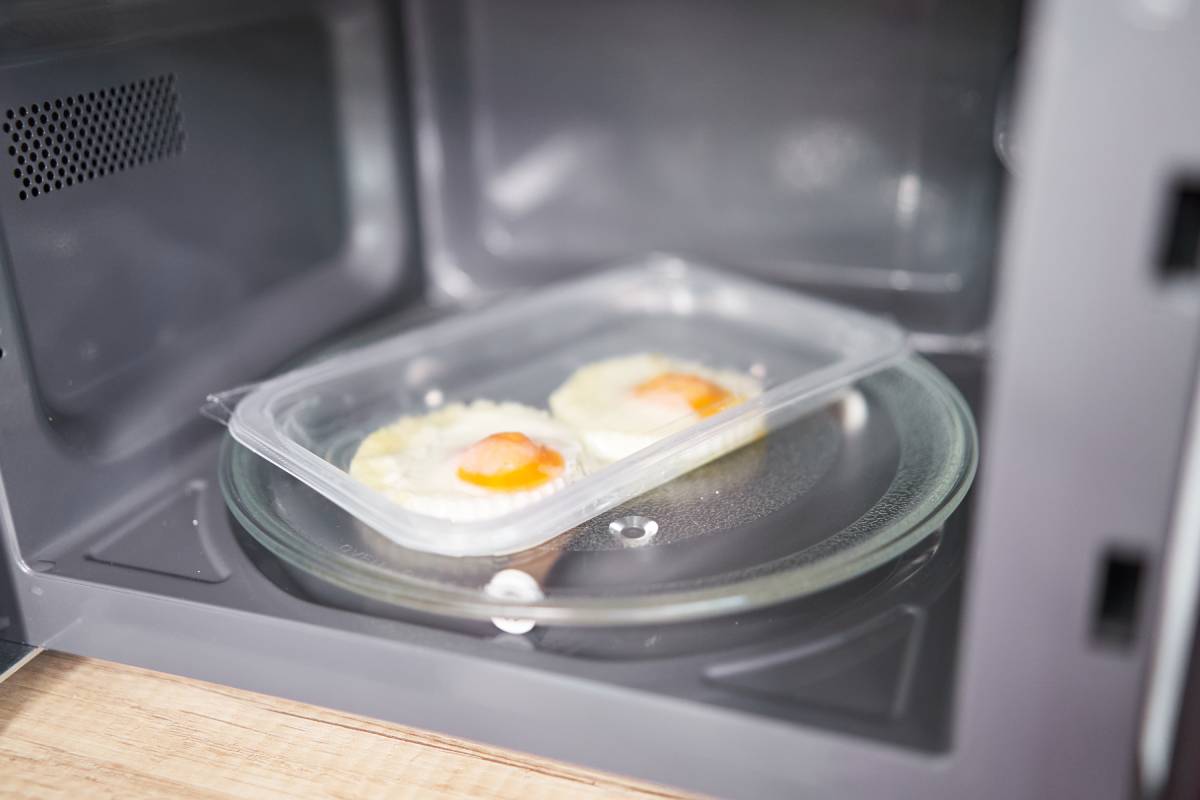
left=0, top=1, right=1198, bottom=797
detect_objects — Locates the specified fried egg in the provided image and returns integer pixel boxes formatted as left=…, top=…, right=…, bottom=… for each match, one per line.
left=348, top=401, right=586, bottom=521
left=549, top=353, right=763, bottom=465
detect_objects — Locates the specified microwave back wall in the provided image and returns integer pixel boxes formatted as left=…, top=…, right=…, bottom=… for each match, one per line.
left=1, top=1, right=1199, bottom=797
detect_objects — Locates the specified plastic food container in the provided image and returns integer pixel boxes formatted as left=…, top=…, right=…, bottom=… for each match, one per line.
left=206, top=255, right=909, bottom=557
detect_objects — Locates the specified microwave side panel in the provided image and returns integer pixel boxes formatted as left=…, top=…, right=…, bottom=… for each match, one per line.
left=956, top=0, right=1200, bottom=798
left=0, top=0, right=410, bottom=573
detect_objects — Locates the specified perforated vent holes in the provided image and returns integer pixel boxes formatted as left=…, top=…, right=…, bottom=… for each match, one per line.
left=4, top=74, right=184, bottom=201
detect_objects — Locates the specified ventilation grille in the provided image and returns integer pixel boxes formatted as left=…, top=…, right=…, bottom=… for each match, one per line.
left=4, top=73, right=184, bottom=201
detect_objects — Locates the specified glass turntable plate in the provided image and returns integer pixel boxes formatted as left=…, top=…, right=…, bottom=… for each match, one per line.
left=220, top=356, right=976, bottom=626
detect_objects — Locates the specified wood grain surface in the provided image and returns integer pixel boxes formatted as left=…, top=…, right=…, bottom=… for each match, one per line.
left=0, top=652, right=694, bottom=800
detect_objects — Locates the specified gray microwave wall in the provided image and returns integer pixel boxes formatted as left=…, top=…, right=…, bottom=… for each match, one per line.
left=0, top=0, right=410, bottom=561
left=1, top=18, right=344, bottom=423
left=0, top=0, right=410, bottom=463
left=408, top=0, right=1019, bottom=336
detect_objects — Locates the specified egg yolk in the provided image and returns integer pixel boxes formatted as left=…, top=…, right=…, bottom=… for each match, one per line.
left=457, top=432, right=565, bottom=492
left=634, top=372, right=735, bottom=418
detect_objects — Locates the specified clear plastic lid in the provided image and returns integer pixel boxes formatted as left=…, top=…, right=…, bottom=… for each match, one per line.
left=220, top=357, right=977, bottom=626
left=207, top=255, right=909, bottom=557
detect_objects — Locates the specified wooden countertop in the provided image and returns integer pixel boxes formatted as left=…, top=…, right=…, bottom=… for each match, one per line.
left=0, top=652, right=693, bottom=799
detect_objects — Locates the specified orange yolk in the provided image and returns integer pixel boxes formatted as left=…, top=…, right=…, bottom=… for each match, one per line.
left=457, top=432, right=565, bottom=492
left=633, top=372, right=735, bottom=418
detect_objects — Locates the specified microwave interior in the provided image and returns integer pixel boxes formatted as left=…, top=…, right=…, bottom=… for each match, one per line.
left=0, top=0, right=1194, bottom=796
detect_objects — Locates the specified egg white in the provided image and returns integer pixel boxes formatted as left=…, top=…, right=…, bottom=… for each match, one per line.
left=548, top=353, right=764, bottom=465
left=348, top=400, right=586, bottom=521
